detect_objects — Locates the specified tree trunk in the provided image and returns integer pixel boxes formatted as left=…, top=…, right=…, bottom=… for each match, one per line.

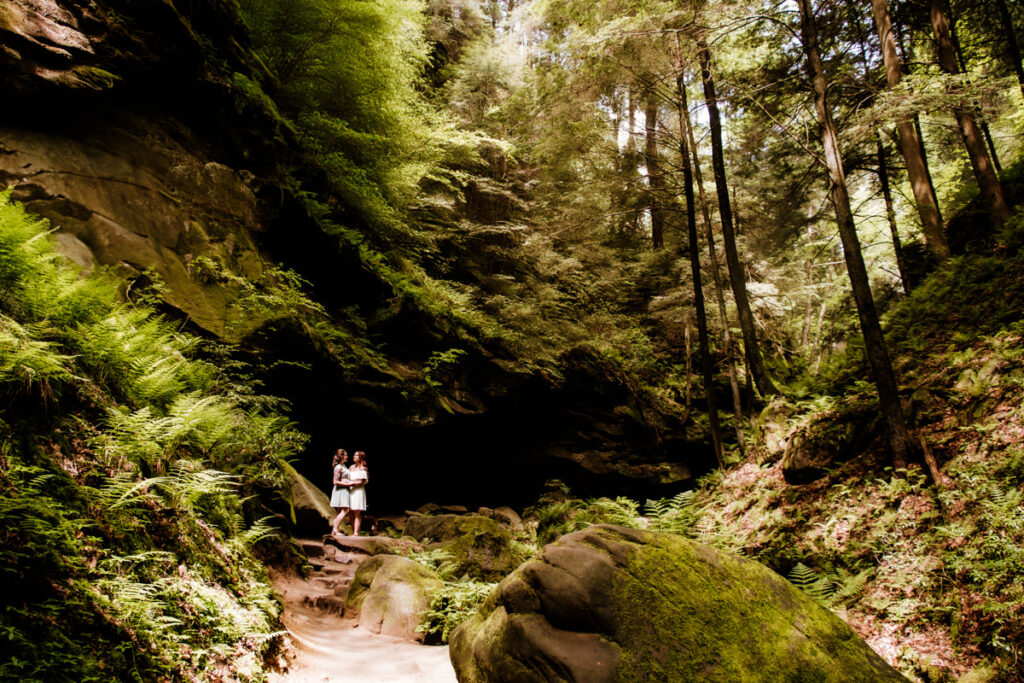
left=676, top=52, right=747, bottom=457
left=645, top=92, right=667, bottom=249
left=696, top=37, right=777, bottom=396
left=893, top=8, right=947, bottom=227
left=675, top=70, right=724, bottom=469
left=798, top=0, right=912, bottom=469
left=871, top=0, right=950, bottom=260
left=995, top=0, right=1024, bottom=101
left=930, top=0, right=1012, bottom=225
left=947, top=2, right=1003, bottom=172
left=877, top=134, right=913, bottom=294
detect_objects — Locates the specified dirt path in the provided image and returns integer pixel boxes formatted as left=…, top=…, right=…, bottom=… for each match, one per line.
left=268, top=539, right=457, bottom=683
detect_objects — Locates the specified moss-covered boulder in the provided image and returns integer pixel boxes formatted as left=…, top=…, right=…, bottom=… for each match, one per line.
left=282, top=462, right=333, bottom=535
left=403, top=513, right=513, bottom=580
left=344, top=555, right=442, bottom=641
left=781, top=400, right=879, bottom=484
left=449, top=524, right=908, bottom=683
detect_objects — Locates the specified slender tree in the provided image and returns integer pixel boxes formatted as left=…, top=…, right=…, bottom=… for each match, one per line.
left=797, top=0, right=912, bottom=469
left=871, top=0, right=951, bottom=261
left=645, top=90, right=668, bottom=249
left=994, top=0, right=1024, bottom=101
left=877, top=133, right=914, bottom=294
left=674, top=69, right=724, bottom=468
left=677, top=61, right=747, bottom=458
left=929, top=0, right=1012, bottom=225
left=696, top=36, right=777, bottom=397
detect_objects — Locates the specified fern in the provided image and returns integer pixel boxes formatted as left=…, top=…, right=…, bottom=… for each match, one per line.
left=788, top=562, right=873, bottom=608
left=645, top=490, right=699, bottom=534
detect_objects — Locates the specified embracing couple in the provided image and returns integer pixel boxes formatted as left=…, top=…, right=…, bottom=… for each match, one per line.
left=330, top=449, right=369, bottom=536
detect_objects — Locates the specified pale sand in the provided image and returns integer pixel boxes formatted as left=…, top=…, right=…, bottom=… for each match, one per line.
left=268, top=560, right=458, bottom=683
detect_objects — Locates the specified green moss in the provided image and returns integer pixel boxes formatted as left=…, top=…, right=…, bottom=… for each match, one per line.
left=65, top=66, right=122, bottom=90
left=451, top=527, right=907, bottom=682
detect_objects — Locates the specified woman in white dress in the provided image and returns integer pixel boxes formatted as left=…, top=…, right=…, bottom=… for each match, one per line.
left=330, top=449, right=352, bottom=535
left=348, top=451, right=369, bottom=536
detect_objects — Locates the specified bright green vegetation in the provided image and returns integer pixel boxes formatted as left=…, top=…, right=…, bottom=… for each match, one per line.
left=0, top=193, right=306, bottom=681
left=521, top=232, right=1024, bottom=679
left=452, top=525, right=906, bottom=682
left=411, top=548, right=498, bottom=644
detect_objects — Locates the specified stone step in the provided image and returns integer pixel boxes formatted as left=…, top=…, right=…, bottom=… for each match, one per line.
left=307, top=557, right=353, bottom=575
left=298, top=540, right=326, bottom=558
left=323, top=534, right=414, bottom=556
left=312, top=576, right=340, bottom=590
left=301, top=592, right=345, bottom=615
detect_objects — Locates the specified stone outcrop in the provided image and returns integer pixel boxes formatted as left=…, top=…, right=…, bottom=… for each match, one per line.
left=781, top=399, right=880, bottom=484
left=450, top=524, right=908, bottom=682
left=344, top=555, right=442, bottom=641
left=403, top=514, right=513, bottom=581
left=282, top=462, right=333, bottom=535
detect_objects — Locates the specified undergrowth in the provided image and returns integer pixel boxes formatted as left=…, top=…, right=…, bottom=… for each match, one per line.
left=515, top=236, right=1024, bottom=681
left=0, top=192, right=304, bottom=680
left=410, top=548, right=497, bottom=644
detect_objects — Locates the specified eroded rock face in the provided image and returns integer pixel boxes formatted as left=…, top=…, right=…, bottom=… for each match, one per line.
left=781, top=401, right=880, bottom=484
left=403, top=514, right=513, bottom=581
left=0, top=121, right=270, bottom=338
left=345, top=555, right=442, bottom=641
left=449, top=525, right=908, bottom=683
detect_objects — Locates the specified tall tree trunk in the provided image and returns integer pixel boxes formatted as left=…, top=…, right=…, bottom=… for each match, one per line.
left=877, top=134, right=913, bottom=294
left=947, top=3, right=1003, bottom=172
left=871, top=0, right=950, bottom=260
left=675, top=71, right=724, bottom=469
left=995, top=0, right=1024, bottom=101
left=930, top=0, right=1012, bottom=225
left=798, top=0, right=912, bottom=469
left=696, top=37, right=777, bottom=397
left=893, top=8, right=946, bottom=227
left=645, top=92, right=667, bottom=249
left=676, top=48, right=747, bottom=456
left=812, top=300, right=828, bottom=374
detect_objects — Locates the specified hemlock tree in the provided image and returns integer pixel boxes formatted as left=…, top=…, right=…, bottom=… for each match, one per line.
left=871, top=0, right=951, bottom=261
left=696, top=35, right=778, bottom=398
left=928, top=0, right=1011, bottom=226
left=797, top=0, right=913, bottom=469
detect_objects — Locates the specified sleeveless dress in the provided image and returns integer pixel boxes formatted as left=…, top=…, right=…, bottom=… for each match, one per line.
left=348, top=466, right=367, bottom=511
left=330, top=464, right=350, bottom=508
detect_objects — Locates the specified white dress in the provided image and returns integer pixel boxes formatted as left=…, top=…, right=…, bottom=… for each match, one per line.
left=330, top=464, right=350, bottom=508
left=348, top=466, right=367, bottom=511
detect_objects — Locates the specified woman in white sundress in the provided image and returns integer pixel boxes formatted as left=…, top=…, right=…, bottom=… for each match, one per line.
left=348, top=451, right=369, bottom=536
left=330, top=449, right=352, bottom=535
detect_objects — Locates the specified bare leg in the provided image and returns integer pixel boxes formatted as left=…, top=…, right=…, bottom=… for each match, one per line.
left=331, top=508, right=349, bottom=534
left=352, top=510, right=362, bottom=536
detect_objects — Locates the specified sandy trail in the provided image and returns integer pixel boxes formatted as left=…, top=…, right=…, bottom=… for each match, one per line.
left=268, top=540, right=458, bottom=683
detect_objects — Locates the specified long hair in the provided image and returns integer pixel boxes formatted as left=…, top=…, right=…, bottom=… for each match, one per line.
left=332, top=449, right=347, bottom=468
left=353, top=450, right=367, bottom=472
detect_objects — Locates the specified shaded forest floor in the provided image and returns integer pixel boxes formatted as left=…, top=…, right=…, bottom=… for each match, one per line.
left=530, top=241, right=1024, bottom=681
left=678, top=245, right=1024, bottom=680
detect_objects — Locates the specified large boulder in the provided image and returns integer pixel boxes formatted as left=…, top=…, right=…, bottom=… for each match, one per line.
left=781, top=400, right=880, bottom=484
left=344, top=555, right=442, bottom=641
left=403, top=514, right=513, bottom=580
left=450, top=525, right=908, bottom=683
left=282, top=462, right=333, bottom=536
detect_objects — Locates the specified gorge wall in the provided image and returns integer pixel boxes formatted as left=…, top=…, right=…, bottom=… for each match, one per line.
left=0, top=0, right=715, bottom=512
